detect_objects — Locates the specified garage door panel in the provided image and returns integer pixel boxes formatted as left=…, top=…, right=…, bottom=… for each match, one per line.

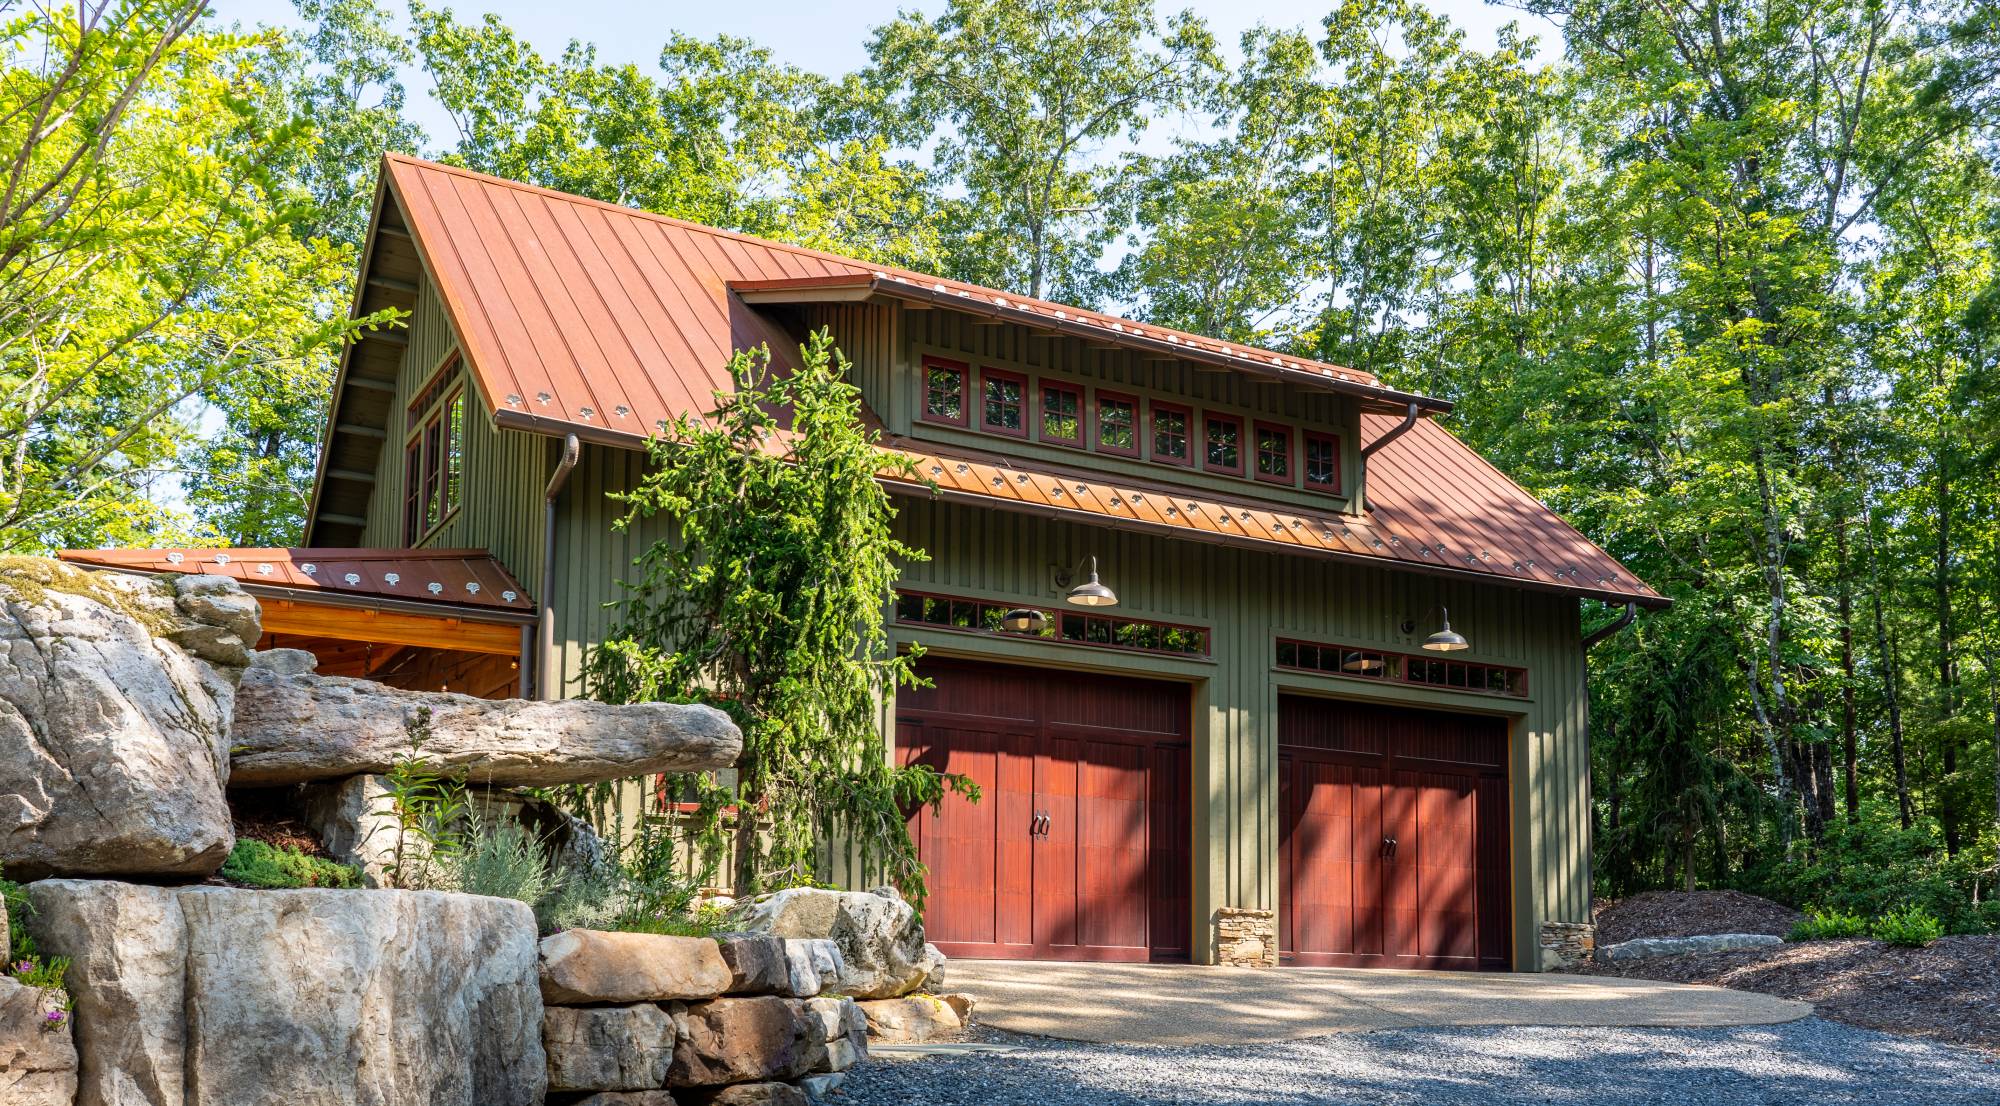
left=1280, top=696, right=1510, bottom=971
left=903, top=658, right=1190, bottom=963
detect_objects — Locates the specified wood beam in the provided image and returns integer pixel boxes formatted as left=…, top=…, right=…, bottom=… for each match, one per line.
left=314, top=511, right=368, bottom=527
left=346, top=375, right=397, bottom=393
left=366, top=275, right=419, bottom=294
left=377, top=224, right=413, bottom=240
left=260, top=600, right=523, bottom=655
left=325, top=468, right=377, bottom=484
left=335, top=422, right=388, bottom=438
left=362, top=329, right=410, bottom=345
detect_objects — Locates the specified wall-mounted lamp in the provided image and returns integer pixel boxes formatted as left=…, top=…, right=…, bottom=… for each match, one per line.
left=1401, top=606, right=1470, bottom=652
left=1053, top=556, right=1118, bottom=607
left=1000, top=608, right=1049, bottom=634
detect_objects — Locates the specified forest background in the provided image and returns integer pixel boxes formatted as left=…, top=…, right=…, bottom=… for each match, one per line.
left=5, top=0, right=1998, bottom=923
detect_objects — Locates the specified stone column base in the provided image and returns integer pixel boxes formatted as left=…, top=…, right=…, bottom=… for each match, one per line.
left=1538, top=920, right=1596, bottom=971
left=1214, top=907, right=1278, bottom=967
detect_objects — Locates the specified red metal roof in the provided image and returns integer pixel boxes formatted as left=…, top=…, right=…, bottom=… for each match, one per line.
left=369, top=154, right=1663, bottom=609
left=57, top=548, right=534, bottom=615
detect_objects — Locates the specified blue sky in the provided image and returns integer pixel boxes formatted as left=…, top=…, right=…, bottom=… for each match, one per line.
left=207, top=0, right=1560, bottom=141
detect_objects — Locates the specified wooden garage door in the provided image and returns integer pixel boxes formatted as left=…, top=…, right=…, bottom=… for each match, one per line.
left=1279, top=696, right=1510, bottom=971
left=896, top=657, right=1191, bottom=962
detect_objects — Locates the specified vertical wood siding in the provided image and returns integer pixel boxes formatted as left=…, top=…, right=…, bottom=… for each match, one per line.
left=358, top=275, right=550, bottom=591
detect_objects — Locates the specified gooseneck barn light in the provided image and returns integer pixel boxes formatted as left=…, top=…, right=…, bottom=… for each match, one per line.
left=1054, top=556, right=1118, bottom=607
left=1401, top=605, right=1470, bottom=652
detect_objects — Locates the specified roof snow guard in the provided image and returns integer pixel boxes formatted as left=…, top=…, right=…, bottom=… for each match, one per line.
left=58, top=547, right=534, bottom=617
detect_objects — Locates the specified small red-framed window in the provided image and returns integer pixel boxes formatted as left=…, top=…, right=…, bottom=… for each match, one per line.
left=1304, top=431, right=1342, bottom=492
left=920, top=357, right=970, bottom=427
left=979, top=367, right=1029, bottom=437
left=1038, top=379, right=1085, bottom=446
left=1254, top=421, right=1294, bottom=485
left=1202, top=411, right=1244, bottom=475
left=1149, top=400, right=1192, bottom=466
left=1095, top=390, right=1140, bottom=456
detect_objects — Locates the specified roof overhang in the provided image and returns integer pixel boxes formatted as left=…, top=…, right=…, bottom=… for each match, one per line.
left=731, top=275, right=1451, bottom=417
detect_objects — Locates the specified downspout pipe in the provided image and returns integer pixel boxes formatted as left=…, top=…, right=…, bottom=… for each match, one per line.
left=1351, top=401, right=1421, bottom=516
left=537, top=433, right=581, bottom=700
left=1582, top=601, right=1638, bottom=650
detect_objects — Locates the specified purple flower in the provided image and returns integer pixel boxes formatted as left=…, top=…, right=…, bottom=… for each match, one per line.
left=42, top=1009, right=65, bottom=1027
left=11, top=960, right=30, bottom=974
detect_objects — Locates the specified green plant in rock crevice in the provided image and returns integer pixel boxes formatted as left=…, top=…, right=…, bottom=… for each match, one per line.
left=219, top=839, right=361, bottom=889
left=373, top=706, right=469, bottom=890
left=1, top=866, right=72, bottom=1031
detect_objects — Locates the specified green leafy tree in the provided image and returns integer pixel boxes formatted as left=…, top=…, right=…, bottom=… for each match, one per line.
left=587, top=330, right=973, bottom=898
left=864, top=0, right=1218, bottom=303
left=0, top=0, right=392, bottom=551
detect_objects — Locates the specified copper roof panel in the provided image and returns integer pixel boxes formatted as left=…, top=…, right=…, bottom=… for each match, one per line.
left=58, top=548, right=535, bottom=614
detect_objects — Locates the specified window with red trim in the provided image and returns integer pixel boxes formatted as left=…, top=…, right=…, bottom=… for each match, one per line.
left=1150, top=401, right=1191, bottom=466
left=1039, top=380, right=1084, bottom=445
left=1203, top=412, right=1243, bottom=474
left=402, top=364, right=464, bottom=545
left=1254, top=421, right=1293, bottom=484
left=921, top=358, right=969, bottom=426
left=1305, top=432, right=1341, bottom=491
left=980, top=368, right=1028, bottom=436
left=1096, top=391, right=1139, bottom=456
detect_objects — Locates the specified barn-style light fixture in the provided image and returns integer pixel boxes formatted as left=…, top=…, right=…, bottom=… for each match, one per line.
left=1000, top=608, right=1048, bottom=634
left=1402, top=606, right=1470, bottom=652
left=1054, top=556, right=1118, bottom=607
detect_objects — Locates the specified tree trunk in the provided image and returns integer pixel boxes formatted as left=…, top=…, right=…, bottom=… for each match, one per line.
left=1837, top=508, right=1859, bottom=822
left=1935, top=428, right=1959, bottom=856
left=1866, top=509, right=1914, bottom=828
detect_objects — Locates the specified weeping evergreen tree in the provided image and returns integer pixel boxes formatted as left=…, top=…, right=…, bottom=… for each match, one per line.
left=586, top=329, right=972, bottom=899
left=1597, top=605, right=1760, bottom=893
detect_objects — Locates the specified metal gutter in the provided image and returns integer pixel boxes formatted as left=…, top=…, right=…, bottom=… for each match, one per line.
left=1353, top=401, right=1423, bottom=516
left=1581, top=602, right=1640, bottom=649
left=538, top=433, right=582, bottom=699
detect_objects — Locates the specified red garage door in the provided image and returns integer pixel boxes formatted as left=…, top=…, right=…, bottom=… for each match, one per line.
left=896, top=658, right=1191, bottom=962
left=1279, top=696, right=1511, bottom=971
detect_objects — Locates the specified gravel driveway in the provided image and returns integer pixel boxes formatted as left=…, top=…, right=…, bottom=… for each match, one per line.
left=841, top=1018, right=2000, bottom=1105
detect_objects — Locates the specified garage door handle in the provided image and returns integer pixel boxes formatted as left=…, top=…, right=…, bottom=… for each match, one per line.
left=1382, top=835, right=1398, bottom=859
left=1030, top=811, right=1049, bottom=838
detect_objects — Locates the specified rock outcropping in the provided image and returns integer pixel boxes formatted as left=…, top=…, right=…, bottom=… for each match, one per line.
left=228, top=668, right=742, bottom=786
left=26, top=880, right=545, bottom=1106
left=733, top=887, right=945, bottom=1000
left=0, top=561, right=255, bottom=877
left=0, top=975, right=77, bottom=1106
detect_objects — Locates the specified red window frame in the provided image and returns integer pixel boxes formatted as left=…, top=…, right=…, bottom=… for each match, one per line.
left=1202, top=411, right=1244, bottom=475
left=1094, top=390, right=1141, bottom=457
left=920, top=356, right=971, bottom=428
left=1304, top=431, right=1342, bottom=493
left=1254, top=421, right=1294, bottom=486
left=978, top=366, right=1030, bottom=437
left=1037, top=379, right=1085, bottom=447
left=1149, top=400, right=1193, bottom=467
left=402, top=372, right=464, bottom=546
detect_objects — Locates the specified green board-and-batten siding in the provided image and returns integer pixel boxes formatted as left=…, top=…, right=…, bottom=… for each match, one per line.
left=352, top=275, right=1594, bottom=969
left=357, top=276, right=550, bottom=593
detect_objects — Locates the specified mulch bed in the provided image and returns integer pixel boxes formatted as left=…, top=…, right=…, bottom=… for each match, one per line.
left=1593, top=889, right=1802, bottom=944
left=1572, top=934, right=2000, bottom=1055
left=228, top=787, right=331, bottom=858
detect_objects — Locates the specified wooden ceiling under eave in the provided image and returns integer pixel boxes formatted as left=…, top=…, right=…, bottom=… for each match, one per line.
left=306, top=178, right=426, bottom=547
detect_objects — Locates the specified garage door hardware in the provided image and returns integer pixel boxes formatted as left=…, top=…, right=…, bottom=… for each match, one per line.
left=1381, top=835, right=1399, bottom=860
left=1030, top=811, right=1052, bottom=838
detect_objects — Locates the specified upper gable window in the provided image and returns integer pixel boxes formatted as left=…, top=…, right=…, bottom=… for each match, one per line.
left=1305, top=432, right=1341, bottom=491
left=922, top=357, right=970, bottom=426
left=1255, top=422, right=1292, bottom=485
left=1096, top=391, right=1139, bottom=456
left=981, top=368, right=1028, bottom=437
left=1150, top=401, right=1191, bottom=466
left=1203, top=412, right=1243, bottom=475
left=404, top=355, right=465, bottom=545
left=1040, top=380, right=1084, bottom=446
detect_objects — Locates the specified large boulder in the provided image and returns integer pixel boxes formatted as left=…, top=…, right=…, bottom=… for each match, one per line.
left=26, top=880, right=545, bottom=1106
left=733, top=887, right=944, bottom=999
left=668, top=996, right=817, bottom=1087
left=0, top=560, right=253, bottom=877
left=22, top=881, right=186, bottom=1106
left=803, top=996, right=867, bottom=1072
left=300, top=773, right=404, bottom=888
left=0, top=975, right=77, bottom=1106
left=543, top=1004, right=677, bottom=1092
left=228, top=668, right=741, bottom=786
left=854, top=993, right=970, bottom=1044
left=539, top=930, right=731, bottom=1005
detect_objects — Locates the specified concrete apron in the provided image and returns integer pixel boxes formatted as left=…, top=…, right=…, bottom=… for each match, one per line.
left=950, top=960, right=1813, bottom=1046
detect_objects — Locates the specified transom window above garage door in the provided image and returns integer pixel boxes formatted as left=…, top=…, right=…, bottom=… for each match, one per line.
left=1277, top=637, right=1527, bottom=697
left=895, top=590, right=1209, bottom=656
